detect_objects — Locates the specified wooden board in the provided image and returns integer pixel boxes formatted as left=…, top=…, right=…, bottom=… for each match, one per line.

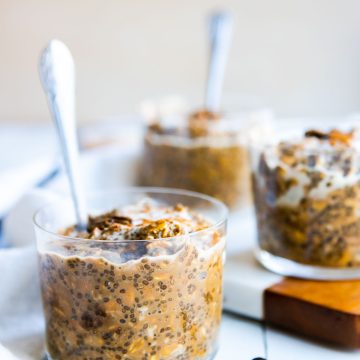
left=264, top=278, right=360, bottom=348
left=223, top=249, right=360, bottom=349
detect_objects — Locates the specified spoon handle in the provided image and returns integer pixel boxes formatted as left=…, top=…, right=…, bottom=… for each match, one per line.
left=39, top=40, right=87, bottom=230
left=205, top=11, right=233, bottom=112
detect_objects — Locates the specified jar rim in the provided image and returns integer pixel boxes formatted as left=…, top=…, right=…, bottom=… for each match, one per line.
left=33, top=186, right=228, bottom=244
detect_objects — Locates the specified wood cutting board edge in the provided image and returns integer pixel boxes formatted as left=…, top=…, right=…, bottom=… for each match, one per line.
left=264, top=287, right=360, bottom=348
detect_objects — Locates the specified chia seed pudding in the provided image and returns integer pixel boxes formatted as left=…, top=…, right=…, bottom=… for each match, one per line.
left=37, top=198, right=226, bottom=360
left=253, top=128, right=360, bottom=267
left=139, top=109, right=251, bottom=208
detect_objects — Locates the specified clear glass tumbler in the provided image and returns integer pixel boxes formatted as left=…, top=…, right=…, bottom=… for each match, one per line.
left=252, top=127, right=360, bottom=280
left=139, top=109, right=271, bottom=209
left=34, top=188, right=227, bottom=360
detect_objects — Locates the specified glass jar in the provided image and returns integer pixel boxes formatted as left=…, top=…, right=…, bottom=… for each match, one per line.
left=139, top=107, right=271, bottom=209
left=34, top=188, right=227, bottom=360
left=252, top=127, right=360, bottom=280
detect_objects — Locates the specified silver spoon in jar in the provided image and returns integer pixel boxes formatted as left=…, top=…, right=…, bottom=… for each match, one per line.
left=205, top=11, right=234, bottom=112
left=39, top=39, right=87, bottom=230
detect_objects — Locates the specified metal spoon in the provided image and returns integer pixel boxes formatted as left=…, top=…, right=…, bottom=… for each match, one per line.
left=39, top=39, right=87, bottom=230
left=205, top=11, right=234, bottom=112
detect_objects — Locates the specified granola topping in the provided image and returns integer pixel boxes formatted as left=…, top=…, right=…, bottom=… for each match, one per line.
left=261, top=129, right=360, bottom=206
left=147, top=110, right=241, bottom=148
left=63, top=200, right=210, bottom=242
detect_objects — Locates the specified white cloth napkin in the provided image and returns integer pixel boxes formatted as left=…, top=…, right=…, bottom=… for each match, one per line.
left=0, top=189, right=62, bottom=360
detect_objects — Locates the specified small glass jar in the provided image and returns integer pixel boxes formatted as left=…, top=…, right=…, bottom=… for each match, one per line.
left=252, top=127, right=360, bottom=280
left=34, top=188, right=227, bottom=360
left=139, top=107, right=271, bottom=209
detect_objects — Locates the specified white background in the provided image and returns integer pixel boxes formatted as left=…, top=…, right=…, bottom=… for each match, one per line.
left=1, top=0, right=360, bottom=123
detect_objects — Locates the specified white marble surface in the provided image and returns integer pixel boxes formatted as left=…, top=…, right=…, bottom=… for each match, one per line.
left=0, top=126, right=56, bottom=217
left=266, top=326, right=360, bottom=360
left=216, top=313, right=360, bottom=360
left=217, top=314, right=265, bottom=359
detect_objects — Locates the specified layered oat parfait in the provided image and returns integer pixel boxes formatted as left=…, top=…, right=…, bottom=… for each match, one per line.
left=253, top=128, right=360, bottom=279
left=140, top=108, right=263, bottom=209
left=34, top=188, right=227, bottom=360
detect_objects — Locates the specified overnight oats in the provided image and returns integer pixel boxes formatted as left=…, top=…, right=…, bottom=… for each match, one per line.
left=253, top=128, right=360, bottom=279
left=140, top=109, right=257, bottom=208
left=34, top=188, right=227, bottom=360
